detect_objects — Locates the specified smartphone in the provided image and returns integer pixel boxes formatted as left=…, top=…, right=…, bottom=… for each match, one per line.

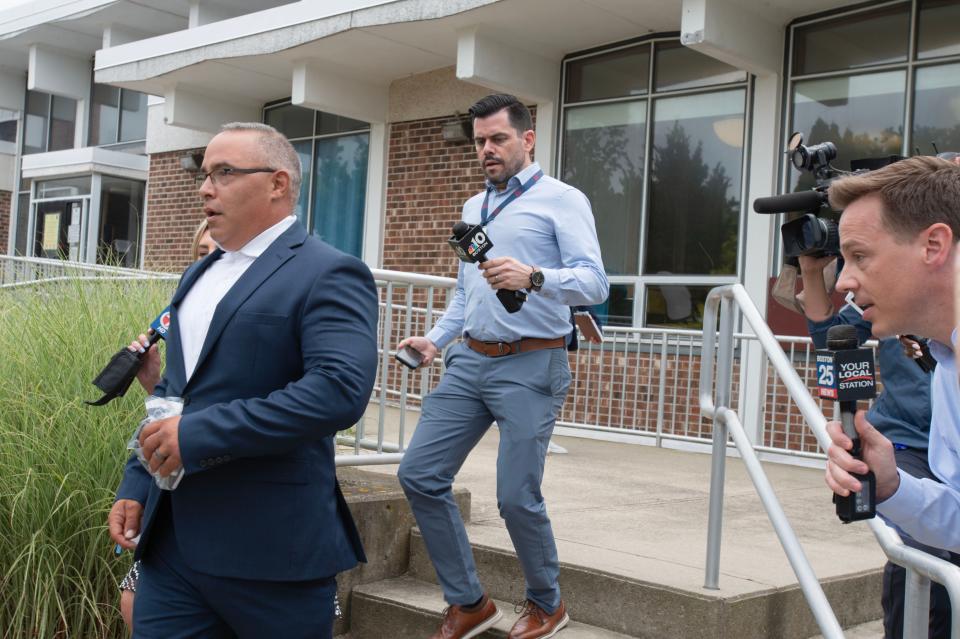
left=395, top=345, right=424, bottom=370
left=574, top=311, right=603, bottom=344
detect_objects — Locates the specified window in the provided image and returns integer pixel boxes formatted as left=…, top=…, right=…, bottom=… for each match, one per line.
left=0, top=108, right=17, bottom=153
left=560, top=38, right=749, bottom=327
left=97, top=177, right=145, bottom=267
left=263, top=101, right=370, bottom=258
left=785, top=1, right=960, bottom=193
left=90, top=84, right=147, bottom=146
left=22, top=90, right=77, bottom=155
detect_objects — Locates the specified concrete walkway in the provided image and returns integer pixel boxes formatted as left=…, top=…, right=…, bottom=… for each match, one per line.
left=350, top=404, right=886, bottom=606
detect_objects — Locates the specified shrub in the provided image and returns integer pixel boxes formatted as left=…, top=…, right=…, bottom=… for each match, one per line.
left=0, top=278, right=175, bottom=638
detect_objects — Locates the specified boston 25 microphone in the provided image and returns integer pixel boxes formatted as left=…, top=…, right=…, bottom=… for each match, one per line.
left=817, top=324, right=877, bottom=522
left=448, top=221, right=525, bottom=313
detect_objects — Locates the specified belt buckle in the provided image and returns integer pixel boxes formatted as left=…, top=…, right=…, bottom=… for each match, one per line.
left=496, top=342, right=508, bottom=356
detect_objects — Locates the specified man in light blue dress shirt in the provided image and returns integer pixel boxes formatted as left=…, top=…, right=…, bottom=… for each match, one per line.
left=825, top=156, right=960, bottom=560
left=397, top=94, right=608, bottom=639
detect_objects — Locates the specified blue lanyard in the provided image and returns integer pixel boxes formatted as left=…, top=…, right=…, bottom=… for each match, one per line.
left=480, top=169, right=543, bottom=227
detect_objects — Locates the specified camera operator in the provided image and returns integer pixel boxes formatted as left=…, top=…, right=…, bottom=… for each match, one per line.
left=799, top=254, right=948, bottom=637
left=824, top=155, right=960, bottom=630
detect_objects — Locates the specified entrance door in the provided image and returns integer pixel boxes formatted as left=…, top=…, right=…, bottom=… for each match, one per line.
left=34, top=200, right=80, bottom=259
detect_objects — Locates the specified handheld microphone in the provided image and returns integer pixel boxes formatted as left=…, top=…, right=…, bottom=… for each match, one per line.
left=448, top=221, right=526, bottom=313
left=86, top=307, right=171, bottom=407
left=816, top=324, right=877, bottom=522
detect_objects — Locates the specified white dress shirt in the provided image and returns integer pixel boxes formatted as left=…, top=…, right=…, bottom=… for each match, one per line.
left=178, top=216, right=296, bottom=380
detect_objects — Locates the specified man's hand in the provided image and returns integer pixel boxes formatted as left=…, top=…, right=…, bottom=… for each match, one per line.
left=397, top=336, right=439, bottom=367
left=127, top=332, right=161, bottom=394
left=108, top=499, right=143, bottom=550
left=797, top=254, right=836, bottom=276
left=478, top=257, right=534, bottom=291
left=139, top=416, right=182, bottom=477
left=825, top=410, right=900, bottom=501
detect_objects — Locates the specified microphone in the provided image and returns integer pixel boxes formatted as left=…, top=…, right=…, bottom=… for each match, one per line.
left=448, top=221, right=526, bottom=313
left=816, top=324, right=877, bottom=522
left=753, top=190, right=827, bottom=214
left=86, top=307, right=171, bottom=407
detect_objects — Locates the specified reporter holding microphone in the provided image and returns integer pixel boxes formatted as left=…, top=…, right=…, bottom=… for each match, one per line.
left=396, top=94, right=607, bottom=639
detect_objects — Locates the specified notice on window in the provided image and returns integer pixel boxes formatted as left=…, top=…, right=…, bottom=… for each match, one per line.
left=42, top=213, right=60, bottom=252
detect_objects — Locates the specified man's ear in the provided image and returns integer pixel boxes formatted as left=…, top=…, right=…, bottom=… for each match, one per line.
left=522, top=129, right=536, bottom=155
left=271, top=170, right=291, bottom=202
left=922, top=222, right=955, bottom=268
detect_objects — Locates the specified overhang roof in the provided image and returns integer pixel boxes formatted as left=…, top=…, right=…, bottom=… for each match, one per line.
left=94, top=0, right=861, bottom=106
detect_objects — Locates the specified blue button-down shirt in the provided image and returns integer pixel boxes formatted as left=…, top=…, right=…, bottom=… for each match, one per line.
left=427, top=162, right=608, bottom=348
left=879, top=334, right=960, bottom=551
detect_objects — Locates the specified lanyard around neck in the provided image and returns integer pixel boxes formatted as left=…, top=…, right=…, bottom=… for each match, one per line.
left=481, top=169, right=543, bottom=227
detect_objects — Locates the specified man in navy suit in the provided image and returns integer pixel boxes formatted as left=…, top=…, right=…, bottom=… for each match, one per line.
left=107, top=122, right=379, bottom=638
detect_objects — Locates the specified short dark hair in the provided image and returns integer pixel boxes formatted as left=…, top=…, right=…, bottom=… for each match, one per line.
left=828, top=155, right=960, bottom=241
left=468, top=94, right=533, bottom=135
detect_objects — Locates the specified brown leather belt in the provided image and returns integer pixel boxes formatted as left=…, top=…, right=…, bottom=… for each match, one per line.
left=466, top=336, right=565, bottom=358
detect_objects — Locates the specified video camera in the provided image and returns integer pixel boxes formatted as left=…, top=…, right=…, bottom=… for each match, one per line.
left=753, top=132, right=903, bottom=259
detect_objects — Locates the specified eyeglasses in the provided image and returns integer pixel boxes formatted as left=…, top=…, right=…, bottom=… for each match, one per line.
left=195, top=167, right=276, bottom=187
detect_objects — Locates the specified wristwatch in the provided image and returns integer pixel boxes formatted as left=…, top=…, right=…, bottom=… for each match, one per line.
left=529, top=266, right=545, bottom=291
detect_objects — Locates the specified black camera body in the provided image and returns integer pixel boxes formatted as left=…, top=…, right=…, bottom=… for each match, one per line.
left=753, top=133, right=903, bottom=259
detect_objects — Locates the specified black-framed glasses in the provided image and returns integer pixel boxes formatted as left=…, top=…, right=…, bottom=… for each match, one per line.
left=195, top=167, right=276, bottom=187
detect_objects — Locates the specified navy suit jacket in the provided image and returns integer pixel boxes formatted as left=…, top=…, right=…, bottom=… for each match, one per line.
left=116, top=222, right=378, bottom=581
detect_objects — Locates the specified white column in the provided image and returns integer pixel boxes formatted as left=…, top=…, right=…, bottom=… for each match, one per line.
left=362, top=122, right=388, bottom=269
left=102, top=24, right=149, bottom=49
left=188, top=0, right=242, bottom=28
left=738, top=73, right=783, bottom=445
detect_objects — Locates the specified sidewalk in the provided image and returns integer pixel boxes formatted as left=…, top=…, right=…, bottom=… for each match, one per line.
left=352, top=404, right=886, bottom=601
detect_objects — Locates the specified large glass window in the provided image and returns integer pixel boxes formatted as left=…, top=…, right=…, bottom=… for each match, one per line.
left=90, top=84, right=147, bottom=146
left=785, top=1, right=960, bottom=192
left=97, top=177, right=145, bottom=267
left=560, top=38, right=748, bottom=327
left=646, top=90, right=744, bottom=276
left=22, top=90, right=77, bottom=155
left=562, top=102, right=646, bottom=275
left=263, top=100, right=370, bottom=258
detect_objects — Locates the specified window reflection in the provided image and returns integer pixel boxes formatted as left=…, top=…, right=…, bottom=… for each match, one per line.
left=98, top=177, right=145, bottom=268
left=645, top=89, right=744, bottom=276
left=566, top=45, right=650, bottom=102
left=119, top=90, right=147, bottom=143
left=311, top=133, right=368, bottom=257
left=789, top=71, right=905, bottom=192
left=913, top=63, right=960, bottom=153
left=90, top=85, right=120, bottom=146
left=917, top=0, right=960, bottom=59
left=654, top=42, right=746, bottom=92
left=265, top=103, right=314, bottom=140
left=24, top=91, right=48, bottom=155
left=592, top=283, right=634, bottom=328
left=562, top=102, right=646, bottom=275
left=792, top=4, right=910, bottom=75
left=49, top=95, right=77, bottom=152
left=645, top=284, right=712, bottom=329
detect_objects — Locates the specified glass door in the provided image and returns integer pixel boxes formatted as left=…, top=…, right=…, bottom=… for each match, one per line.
left=34, top=200, right=79, bottom=259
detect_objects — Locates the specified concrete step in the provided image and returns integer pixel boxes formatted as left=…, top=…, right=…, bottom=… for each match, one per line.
left=350, top=576, right=636, bottom=639
left=806, top=618, right=883, bottom=638
left=407, top=527, right=881, bottom=639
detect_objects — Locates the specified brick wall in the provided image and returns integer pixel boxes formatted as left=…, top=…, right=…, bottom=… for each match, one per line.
left=143, top=149, right=206, bottom=273
left=0, top=190, right=10, bottom=253
left=382, top=109, right=535, bottom=275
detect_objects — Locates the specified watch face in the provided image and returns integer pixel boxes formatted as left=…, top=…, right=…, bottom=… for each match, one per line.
left=531, top=270, right=545, bottom=287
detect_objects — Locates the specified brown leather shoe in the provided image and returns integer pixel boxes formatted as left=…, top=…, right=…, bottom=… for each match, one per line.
left=507, top=599, right=569, bottom=639
left=429, top=594, right=502, bottom=639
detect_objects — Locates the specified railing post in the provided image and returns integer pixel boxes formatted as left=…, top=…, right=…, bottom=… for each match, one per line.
left=655, top=333, right=668, bottom=448
left=704, top=292, right=734, bottom=589
left=903, top=568, right=931, bottom=639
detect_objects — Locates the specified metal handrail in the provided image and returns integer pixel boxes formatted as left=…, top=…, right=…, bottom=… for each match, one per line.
left=700, top=283, right=960, bottom=638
